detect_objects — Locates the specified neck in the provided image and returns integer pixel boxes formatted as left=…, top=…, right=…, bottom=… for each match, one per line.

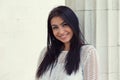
left=64, top=42, right=70, bottom=51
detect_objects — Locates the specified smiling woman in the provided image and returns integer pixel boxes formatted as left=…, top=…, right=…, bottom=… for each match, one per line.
left=51, top=16, right=73, bottom=51
left=36, top=6, right=99, bottom=80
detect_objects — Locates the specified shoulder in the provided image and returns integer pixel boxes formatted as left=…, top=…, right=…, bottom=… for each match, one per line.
left=41, top=47, right=47, bottom=55
left=80, top=45, right=97, bottom=64
left=81, top=44, right=96, bottom=52
left=39, top=47, right=47, bottom=60
left=37, top=47, right=47, bottom=66
left=81, top=44, right=96, bottom=55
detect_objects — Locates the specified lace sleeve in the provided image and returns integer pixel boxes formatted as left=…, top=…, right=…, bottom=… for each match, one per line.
left=83, top=47, right=99, bottom=80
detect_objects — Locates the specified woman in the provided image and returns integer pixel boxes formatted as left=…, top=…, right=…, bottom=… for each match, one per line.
left=36, top=6, right=98, bottom=80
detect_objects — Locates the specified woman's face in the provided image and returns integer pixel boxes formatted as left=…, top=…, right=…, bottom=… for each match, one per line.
left=51, top=16, right=73, bottom=45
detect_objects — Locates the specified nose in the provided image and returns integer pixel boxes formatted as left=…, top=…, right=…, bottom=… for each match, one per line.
left=58, top=27, right=64, bottom=34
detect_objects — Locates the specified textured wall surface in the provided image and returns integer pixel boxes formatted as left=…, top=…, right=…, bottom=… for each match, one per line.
left=66, top=0, right=120, bottom=80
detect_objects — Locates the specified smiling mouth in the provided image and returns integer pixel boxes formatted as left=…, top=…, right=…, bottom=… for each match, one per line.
left=59, top=33, right=69, bottom=39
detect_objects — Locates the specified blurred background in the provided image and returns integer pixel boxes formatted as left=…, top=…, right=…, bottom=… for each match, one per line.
left=0, top=0, right=119, bottom=80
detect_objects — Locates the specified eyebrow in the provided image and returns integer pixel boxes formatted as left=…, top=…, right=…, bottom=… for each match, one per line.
left=60, top=21, right=66, bottom=25
left=51, top=24, right=57, bottom=27
left=51, top=21, right=66, bottom=27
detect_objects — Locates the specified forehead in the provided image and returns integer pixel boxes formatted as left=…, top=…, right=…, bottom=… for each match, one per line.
left=51, top=16, right=64, bottom=25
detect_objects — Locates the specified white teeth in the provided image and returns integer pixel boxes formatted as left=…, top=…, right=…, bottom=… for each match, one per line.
left=60, top=33, right=68, bottom=39
left=61, top=35, right=66, bottom=38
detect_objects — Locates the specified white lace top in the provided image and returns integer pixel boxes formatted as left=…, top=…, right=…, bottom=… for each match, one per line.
left=37, top=45, right=99, bottom=80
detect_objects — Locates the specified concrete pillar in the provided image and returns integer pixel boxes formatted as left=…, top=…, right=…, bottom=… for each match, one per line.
left=66, top=0, right=120, bottom=80
left=96, top=0, right=108, bottom=79
left=107, top=0, right=119, bottom=80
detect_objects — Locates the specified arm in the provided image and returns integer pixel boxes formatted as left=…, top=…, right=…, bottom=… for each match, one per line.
left=83, top=47, right=99, bottom=80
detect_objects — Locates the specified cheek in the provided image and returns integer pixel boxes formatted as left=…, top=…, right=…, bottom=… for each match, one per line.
left=70, top=32, right=73, bottom=39
left=52, top=30, right=58, bottom=37
left=69, top=29, right=73, bottom=36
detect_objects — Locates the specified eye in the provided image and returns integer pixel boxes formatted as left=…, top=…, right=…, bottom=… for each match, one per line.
left=62, top=22, right=68, bottom=27
left=52, top=25, right=58, bottom=30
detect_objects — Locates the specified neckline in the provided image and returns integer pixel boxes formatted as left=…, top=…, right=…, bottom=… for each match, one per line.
left=61, top=51, right=68, bottom=53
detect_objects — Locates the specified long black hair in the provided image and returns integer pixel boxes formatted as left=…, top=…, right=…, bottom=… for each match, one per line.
left=36, top=6, right=85, bottom=78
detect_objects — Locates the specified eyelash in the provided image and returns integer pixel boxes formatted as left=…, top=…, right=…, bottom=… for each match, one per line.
left=62, top=23, right=68, bottom=27
left=52, top=26, right=58, bottom=29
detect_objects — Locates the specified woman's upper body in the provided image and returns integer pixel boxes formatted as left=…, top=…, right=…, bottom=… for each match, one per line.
left=36, top=45, right=99, bottom=80
left=36, top=6, right=99, bottom=80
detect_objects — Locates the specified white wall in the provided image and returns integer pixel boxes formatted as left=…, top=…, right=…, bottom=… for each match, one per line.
left=0, top=0, right=65, bottom=80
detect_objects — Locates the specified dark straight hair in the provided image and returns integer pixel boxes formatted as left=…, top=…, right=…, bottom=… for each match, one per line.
left=36, top=6, right=85, bottom=78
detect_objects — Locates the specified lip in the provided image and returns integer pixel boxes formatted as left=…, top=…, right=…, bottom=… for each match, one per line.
left=60, top=35, right=67, bottom=38
left=59, top=33, right=68, bottom=39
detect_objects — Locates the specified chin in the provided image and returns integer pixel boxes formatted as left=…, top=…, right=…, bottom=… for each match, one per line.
left=61, top=41, right=70, bottom=44
left=58, top=38, right=71, bottom=44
